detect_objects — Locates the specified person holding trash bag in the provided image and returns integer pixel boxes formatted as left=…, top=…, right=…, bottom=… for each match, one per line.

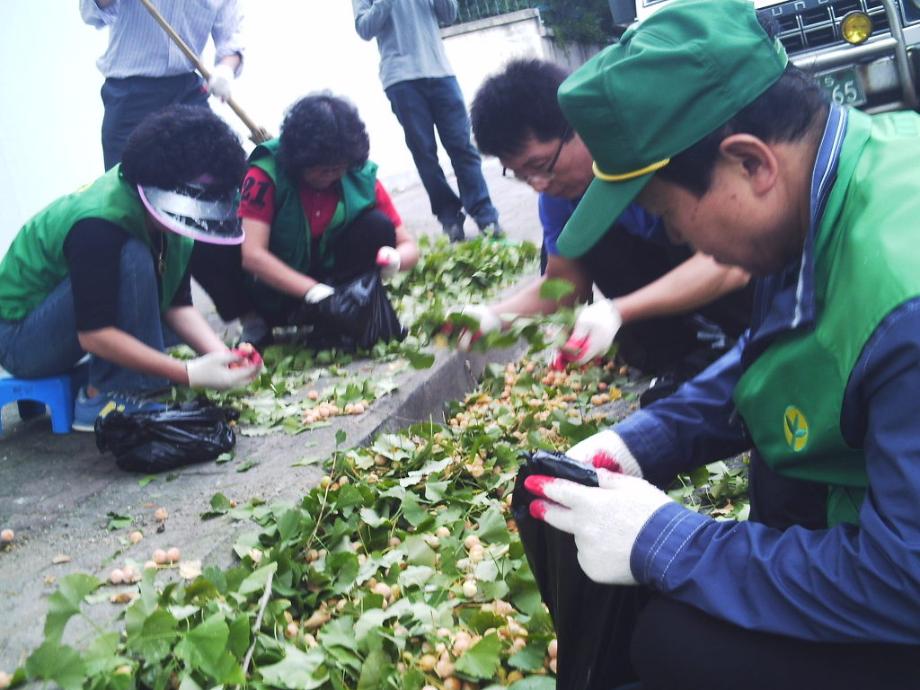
left=516, top=2, right=920, bottom=689
left=0, top=106, right=261, bottom=432
left=233, top=93, right=418, bottom=346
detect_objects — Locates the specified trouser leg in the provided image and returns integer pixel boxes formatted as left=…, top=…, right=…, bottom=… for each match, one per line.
left=88, top=239, right=169, bottom=393
left=428, top=77, right=498, bottom=228
left=100, top=73, right=208, bottom=170
left=385, top=79, right=463, bottom=224
left=631, top=596, right=920, bottom=690
left=0, top=281, right=87, bottom=378
left=189, top=243, right=251, bottom=322
left=319, top=209, right=397, bottom=285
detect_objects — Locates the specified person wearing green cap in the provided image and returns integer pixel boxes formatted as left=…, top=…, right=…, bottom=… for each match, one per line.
left=518, top=0, right=920, bottom=687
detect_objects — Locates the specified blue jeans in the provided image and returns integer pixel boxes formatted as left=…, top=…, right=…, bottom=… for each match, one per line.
left=0, top=239, right=171, bottom=394
left=385, top=76, right=498, bottom=229
left=101, top=73, right=208, bottom=170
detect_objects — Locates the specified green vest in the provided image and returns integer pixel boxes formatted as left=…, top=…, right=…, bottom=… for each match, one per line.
left=734, top=109, right=920, bottom=527
left=0, top=166, right=193, bottom=322
left=246, top=139, right=378, bottom=319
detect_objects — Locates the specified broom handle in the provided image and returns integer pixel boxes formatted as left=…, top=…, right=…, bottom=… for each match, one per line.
left=137, top=0, right=271, bottom=144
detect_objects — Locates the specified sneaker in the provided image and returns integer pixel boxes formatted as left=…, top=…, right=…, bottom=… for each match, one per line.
left=440, top=212, right=466, bottom=243
left=72, top=387, right=166, bottom=432
left=479, top=221, right=505, bottom=239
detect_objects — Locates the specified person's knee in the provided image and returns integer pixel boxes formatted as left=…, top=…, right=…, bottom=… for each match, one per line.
left=350, top=209, right=396, bottom=247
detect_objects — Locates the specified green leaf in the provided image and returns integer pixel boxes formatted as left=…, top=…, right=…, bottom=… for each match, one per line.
left=508, top=677, right=557, bottom=690
left=357, top=648, right=390, bottom=690
left=403, top=349, right=436, bottom=369
left=201, top=492, right=233, bottom=520
left=454, top=632, right=502, bottom=680
left=319, top=616, right=358, bottom=652
left=336, top=429, right=347, bottom=445
left=259, top=645, right=328, bottom=690
left=125, top=607, right=179, bottom=663
left=476, top=506, right=510, bottom=544
left=174, top=613, right=244, bottom=684
left=106, top=511, right=133, bottom=530
left=236, top=458, right=260, bottom=473
left=238, top=561, right=278, bottom=595
left=398, top=565, right=434, bottom=590
left=401, top=492, right=429, bottom=528
left=538, top=277, right=576, bottom=301
left=216, top=451, right=234, bottom=464
left=25, top=641, right=87, bottom=690
left=138, top=475, right=157, bottom=487
left=508, top=643, right=546, bottom=671
left=44, top=573, right=102, bottom=643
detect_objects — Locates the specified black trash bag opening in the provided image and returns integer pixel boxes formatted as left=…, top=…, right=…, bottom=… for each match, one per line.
left=512, top=450, right=646, bottom=690
left=289, top=269, right=406, bottom=351
left=95, top=399, right=239, bottom=473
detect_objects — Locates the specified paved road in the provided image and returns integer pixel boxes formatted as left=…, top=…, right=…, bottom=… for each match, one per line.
left=0, top=163, right=541, bottom=672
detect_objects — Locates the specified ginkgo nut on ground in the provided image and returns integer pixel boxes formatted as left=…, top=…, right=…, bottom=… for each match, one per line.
left=0, top=529, right=13, bottom=543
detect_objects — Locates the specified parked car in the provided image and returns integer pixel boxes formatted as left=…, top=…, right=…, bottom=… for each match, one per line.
left=609, top=0, right=920, bottom=111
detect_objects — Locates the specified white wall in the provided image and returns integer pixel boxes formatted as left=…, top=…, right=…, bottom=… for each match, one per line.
left=0, top=2, right=589, bottom=257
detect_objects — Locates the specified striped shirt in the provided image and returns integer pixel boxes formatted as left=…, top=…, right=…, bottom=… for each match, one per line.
left=80, top=0, right=243, bottom=79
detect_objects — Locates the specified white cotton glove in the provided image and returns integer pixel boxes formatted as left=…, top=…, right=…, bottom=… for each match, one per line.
left=524, top=468, right=672, bottom=585
left=207, top=63, right=235, bottom=102
left=186, top=350, right=261, bottom=390
left=558, top=298, right=623, bottom=366
left=565, top=429, right=643, bottom=477
left=445, top=304, right=502, bottom=351
left=376, top=246, right=401, bottom=281
left=304, top=283, right=335, bottom=304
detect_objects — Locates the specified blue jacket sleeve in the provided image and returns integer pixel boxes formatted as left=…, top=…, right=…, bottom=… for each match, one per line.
left=630, top=301, right=920, bottom=643
left=353, top=0, right=396, bottom=40
left=614, top=334, right=752, bottom=488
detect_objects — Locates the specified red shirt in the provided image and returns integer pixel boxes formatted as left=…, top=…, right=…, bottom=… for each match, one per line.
left=238, top=166, right=402, bottom=237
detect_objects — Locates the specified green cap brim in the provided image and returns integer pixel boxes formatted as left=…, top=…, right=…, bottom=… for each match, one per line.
left=556, top=172, right=653, bottom=259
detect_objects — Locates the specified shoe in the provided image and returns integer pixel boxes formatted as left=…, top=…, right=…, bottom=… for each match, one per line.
left=479, top=221, right=505, bottom=239
left=72, top=387, right=166, bottom=432
left=440, top=212, right=466, bottom=243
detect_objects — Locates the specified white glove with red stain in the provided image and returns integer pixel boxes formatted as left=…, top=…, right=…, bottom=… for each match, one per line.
left=557, top=298, right=622, bottom=366
left=524, top=463, right=671, bottom=585
left=186, top=350, right=260, bottom=390
left=565, top=428, right=644, bottom=477
left=376, top=246, right=402, bottom=280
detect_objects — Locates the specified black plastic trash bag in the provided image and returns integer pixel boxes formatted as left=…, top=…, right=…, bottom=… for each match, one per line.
left=290, top=269, right=406, bottom=350
left=512, top=450, right=648, bottom=690
left=95, top=400, right=239, bottom=473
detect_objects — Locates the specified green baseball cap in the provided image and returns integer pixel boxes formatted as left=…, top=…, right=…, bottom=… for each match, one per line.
left=556, top=0, right=788, bottom=258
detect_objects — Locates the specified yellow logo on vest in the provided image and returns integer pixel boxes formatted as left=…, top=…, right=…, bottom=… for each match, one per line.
left=783, top=406, right=809, bottom=452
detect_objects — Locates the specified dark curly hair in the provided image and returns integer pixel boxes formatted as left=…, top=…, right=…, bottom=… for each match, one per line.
left=120, top=105, right=246, bottom=193
left=471, top=58, right=572, bottom=160
left=276, top=93, right=370, bottom=178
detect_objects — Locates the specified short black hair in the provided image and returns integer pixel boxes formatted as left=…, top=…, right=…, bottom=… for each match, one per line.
left=471, top=58, right=572, bottom=159
left=656, top=17, right=829, bottom=196
left=277, top=93, right=370, bottom=178
left=121, top=105, right=246, bottom=194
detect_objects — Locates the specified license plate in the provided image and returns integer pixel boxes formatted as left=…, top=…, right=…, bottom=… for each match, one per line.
left=817, top=66, right=867, bottom=107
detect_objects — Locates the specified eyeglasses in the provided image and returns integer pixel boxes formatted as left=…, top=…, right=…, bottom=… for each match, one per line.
left=502, top=127, right=572, bottom=184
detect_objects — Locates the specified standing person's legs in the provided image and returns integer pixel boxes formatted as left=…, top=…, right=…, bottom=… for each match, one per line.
left=385, top=80, right=465, bottom=238
left=100, top=74, right=207, bottom=170
left=631, top=596, right=920, bottom=690
left=428, top=76, right=499, bottom=232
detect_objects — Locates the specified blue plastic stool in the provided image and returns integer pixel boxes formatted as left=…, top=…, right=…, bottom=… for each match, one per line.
left=0, top=370, right=84, bottom=435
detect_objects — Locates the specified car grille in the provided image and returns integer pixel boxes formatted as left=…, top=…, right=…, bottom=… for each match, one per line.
left=758, top=0, right=892, bottom=54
